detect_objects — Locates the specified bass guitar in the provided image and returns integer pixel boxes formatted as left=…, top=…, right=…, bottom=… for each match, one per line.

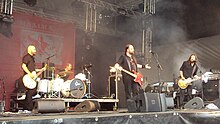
left=22, top=64, right=47, bottom=89
left=111, top=66, right=143, bottom=86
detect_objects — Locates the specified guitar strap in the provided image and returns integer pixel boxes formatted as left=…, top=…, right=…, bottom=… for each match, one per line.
left=125, top=55, right=131, bottom=71
left=191, top=64, right=197, bottom=78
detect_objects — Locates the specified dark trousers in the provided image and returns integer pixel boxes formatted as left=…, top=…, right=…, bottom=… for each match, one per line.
left=24, top=88, right=37, bottom=111
left=179, top=85, right=193, bottom=107
left=123, top=76, right=143, bottom=100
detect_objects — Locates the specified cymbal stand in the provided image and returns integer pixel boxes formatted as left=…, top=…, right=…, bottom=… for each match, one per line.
left=45, top=55, right=55, bottom=98
left=151, top=52, right=163, bottom=93
left=84, top=67, right=92, bottom=98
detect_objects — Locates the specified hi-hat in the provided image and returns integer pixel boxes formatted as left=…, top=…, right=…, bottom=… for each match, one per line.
left=46, top=67, right=56, bottom=71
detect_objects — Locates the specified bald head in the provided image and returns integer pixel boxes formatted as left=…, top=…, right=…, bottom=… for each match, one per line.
left=27, top=45, right=36, bottom=56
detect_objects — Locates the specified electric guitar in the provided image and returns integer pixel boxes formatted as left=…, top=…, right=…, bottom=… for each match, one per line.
left=177, top=77, right=200, bottom=89
left=177, top=72, right=211, bottom=89
left=22, top=64, right=47, bottom=89
left=112, top=66, right=143, bottom=86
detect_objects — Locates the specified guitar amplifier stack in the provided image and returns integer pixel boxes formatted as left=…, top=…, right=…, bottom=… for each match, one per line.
left=203, top=79, right=220, bottom=101
left=42, top=62, right=55, bottom=79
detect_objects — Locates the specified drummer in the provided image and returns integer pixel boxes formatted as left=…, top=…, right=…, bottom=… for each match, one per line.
left=56, top=63, right=73, bottom=81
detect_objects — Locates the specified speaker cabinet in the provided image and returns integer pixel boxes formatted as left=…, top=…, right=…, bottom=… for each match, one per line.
left=42, top=62, right=55, bottom=79
left=108, top=75, right=126, bottom=108
left=128, top=93, right=165, bottom=112
left=74, top=100, right=100, bottom=112
left=203, top=80, right=220, bottom=101
left=33, top=99, right=65, bottom=113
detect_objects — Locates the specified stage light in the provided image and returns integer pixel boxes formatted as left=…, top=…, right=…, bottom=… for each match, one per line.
left=117, top=8, right=127, bottom=15
left=24, top=0, right=37, bottom=7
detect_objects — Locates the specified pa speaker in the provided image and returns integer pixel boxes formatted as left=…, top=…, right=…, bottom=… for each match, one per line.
left=33, top=99, right=65, bottom=113
left=128, top=93, right=163, bottom=112
left=74, top=100, right=100, bottom=112
left=184, top=97, right=204, bottom=109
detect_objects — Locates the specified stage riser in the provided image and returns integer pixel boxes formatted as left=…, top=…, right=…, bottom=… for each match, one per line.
left=1, top=112, right=220, bottom=124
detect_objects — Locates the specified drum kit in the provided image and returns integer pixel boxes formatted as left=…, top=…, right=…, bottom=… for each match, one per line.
left=37, top=65, right=92, bottom=99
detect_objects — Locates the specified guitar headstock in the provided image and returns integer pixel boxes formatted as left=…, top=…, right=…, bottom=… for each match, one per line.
left=114, top=65, right=123, bottom=71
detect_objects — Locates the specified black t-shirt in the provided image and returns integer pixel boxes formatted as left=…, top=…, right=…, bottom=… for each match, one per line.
left=22, top=53, right=35, bottom=75
left=180, top=61, right=198, bottom=78
left=117, top=55, right=137, bottom=76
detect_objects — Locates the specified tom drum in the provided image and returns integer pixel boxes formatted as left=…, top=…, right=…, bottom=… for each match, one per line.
left=37, top=79, right=50, bottom=93
left=52, top=78, right=64, bottom=92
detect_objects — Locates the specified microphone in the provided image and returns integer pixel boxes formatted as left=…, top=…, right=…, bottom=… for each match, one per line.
left=83, top=63, right=93, bottom=68
left=46, top=54, right=56, bottom=59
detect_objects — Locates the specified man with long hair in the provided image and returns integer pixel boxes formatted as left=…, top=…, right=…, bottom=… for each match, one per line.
left=179, top=54, right=199, bottom=108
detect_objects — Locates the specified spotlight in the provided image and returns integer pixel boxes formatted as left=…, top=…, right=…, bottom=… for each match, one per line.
left=24, top=0, right=37, bottom=7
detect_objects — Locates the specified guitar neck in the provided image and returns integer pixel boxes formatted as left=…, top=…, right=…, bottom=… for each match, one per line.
left=121, top=68, right=136, bottom=78
left=35, top=64, right=47, bottom=78
left=35, top=70, right=44, bottom=78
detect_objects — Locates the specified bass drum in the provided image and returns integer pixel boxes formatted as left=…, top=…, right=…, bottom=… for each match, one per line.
left=61, top=79, right=86, bottom=98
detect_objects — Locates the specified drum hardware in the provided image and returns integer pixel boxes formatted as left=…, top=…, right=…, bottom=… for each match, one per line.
left=58, top=71, right=73, bottom=76
left=61, top=79, right=86, bottom=98
left=44, top=54, right=55, bottom=80
left=83, top=66, right=93, bottom=99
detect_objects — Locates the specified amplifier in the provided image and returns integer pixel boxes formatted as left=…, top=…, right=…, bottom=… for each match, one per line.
left=203, top=80, right=220, bottom=101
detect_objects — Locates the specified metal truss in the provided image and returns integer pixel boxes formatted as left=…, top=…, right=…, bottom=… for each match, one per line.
left=79, top=0, right=144, bottom=19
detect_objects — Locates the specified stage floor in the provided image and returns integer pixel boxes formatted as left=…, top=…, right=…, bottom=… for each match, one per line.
left=1, top=109, right=220, bottom=124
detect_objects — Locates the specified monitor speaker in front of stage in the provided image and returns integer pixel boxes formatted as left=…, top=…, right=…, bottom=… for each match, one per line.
left=33, top=99, right=65, bottom=113
left=184, top=97, right=204, bottom=109
left=74, top=100, right=100, bottom=112
left=127, top=93, right=167, bottom=112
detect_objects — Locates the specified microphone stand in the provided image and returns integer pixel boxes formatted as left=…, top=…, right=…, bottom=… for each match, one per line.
left=45, top=54, right=55, bottom=80
left=45, top=54, right=55, bottom=98
left=151, top=52, right=163, bottom=93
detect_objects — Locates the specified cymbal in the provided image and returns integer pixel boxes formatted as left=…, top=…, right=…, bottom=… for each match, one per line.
left=46, top=67, right=56, bottom=71
left=58, top=71, right=73, bottom=75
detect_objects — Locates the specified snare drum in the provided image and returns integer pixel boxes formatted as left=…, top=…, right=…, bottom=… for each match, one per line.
left=52, top=78, right=64, bottom=92
left=37, top=79, right=50, bottom=93
left=61, top=79, right=86, bottom=98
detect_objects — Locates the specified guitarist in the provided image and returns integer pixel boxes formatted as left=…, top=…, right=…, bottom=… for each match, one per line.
left=179, top=54, right=199, bottom=108
left=114, top=44, right=151, bottom=101
left=21, top=45, right=45, bottom=112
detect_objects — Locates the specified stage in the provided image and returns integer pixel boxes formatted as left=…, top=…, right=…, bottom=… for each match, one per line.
left=1, top=109, right=220, bottom=124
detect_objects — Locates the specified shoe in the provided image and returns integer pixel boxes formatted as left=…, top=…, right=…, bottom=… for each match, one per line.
left=23, top=110, right=32, bottom=114
left=17, top=95, right=26, bottom=100
left=32, top=94, right=41, bottom=99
